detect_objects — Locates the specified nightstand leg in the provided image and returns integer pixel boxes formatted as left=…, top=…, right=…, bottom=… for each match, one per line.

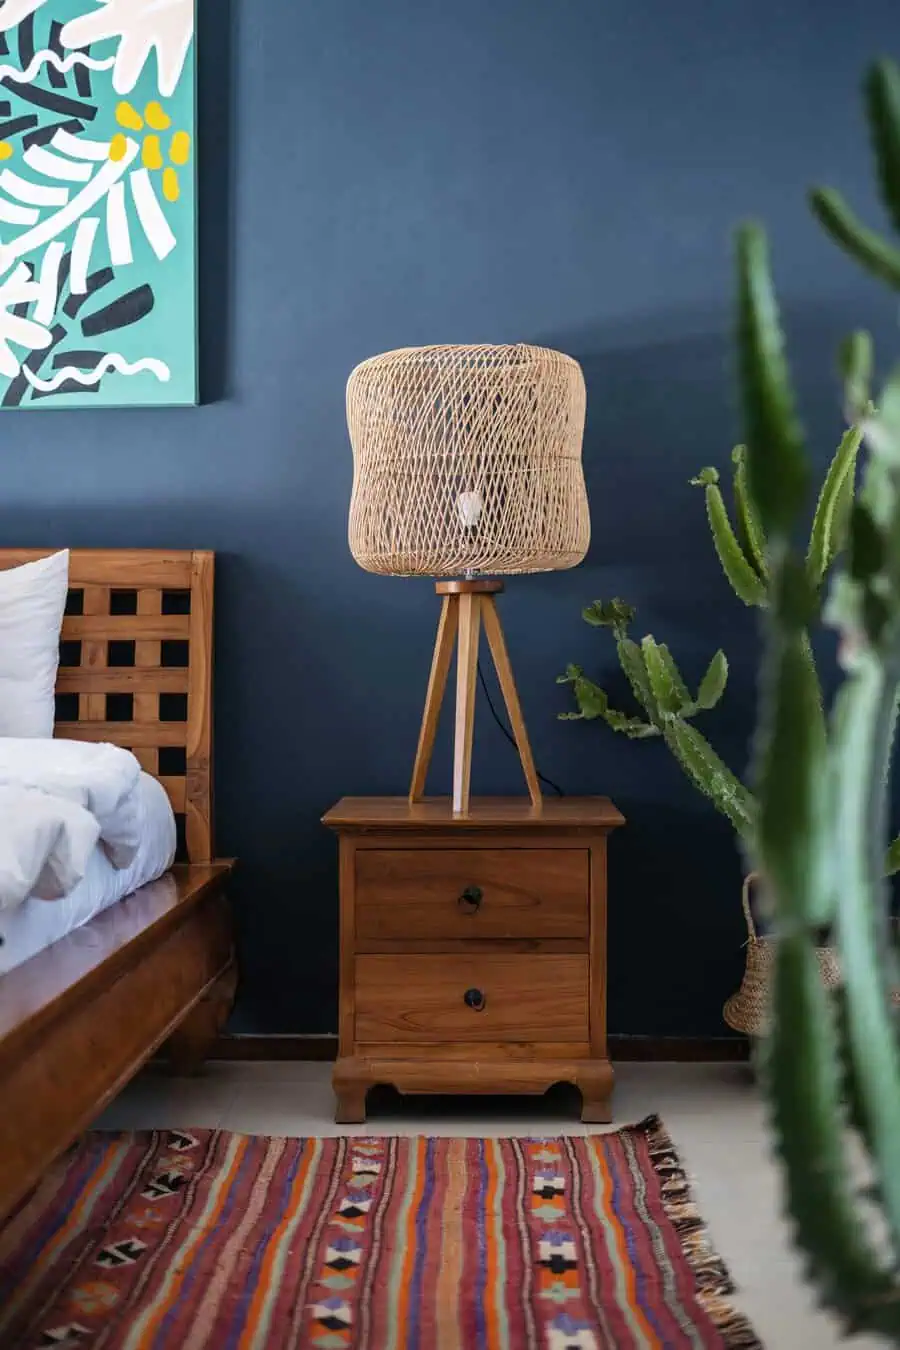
left=333, top=1059, right=370, bottom=1124
left=578, top=1060, right=615, bottom=1125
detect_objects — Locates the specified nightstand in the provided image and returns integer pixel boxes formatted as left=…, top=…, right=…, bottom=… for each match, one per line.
left=322, top=796, right=625, bottom=1124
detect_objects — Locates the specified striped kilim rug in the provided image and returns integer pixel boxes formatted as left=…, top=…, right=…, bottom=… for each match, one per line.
left=0, top=1116, right=761, bottom=1349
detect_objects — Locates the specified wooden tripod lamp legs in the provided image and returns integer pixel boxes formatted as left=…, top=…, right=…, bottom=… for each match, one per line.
left=409, top=580, right=541, bottom=815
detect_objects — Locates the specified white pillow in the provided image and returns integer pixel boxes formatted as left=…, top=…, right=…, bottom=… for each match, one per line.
left=0, top=551, right=69, bottom=738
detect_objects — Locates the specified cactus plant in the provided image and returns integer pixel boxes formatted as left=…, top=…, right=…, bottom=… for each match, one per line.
left=743, top=59, right=900, bottom=1338
left=558, top=416, right=871, bottom=850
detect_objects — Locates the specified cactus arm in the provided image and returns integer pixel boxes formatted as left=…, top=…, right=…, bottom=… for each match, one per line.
left=696, top=650, right=728, bottom=710
left=661, top=719, right=755, bottom=837
left=616, top=634, right=663, bottom=724
left=829, top=657, right=900, bottom=1262
left=557, top=667, right=659, bottom=737
left=753, top=553, right=897, bottom=1325
left=690, top=468, right=767, bottom=605
left=641, top=636, right=691, bottom=716
left=866, top=59, right=900, bottom=237
left=807, top=425, right=864, bottom=587
left=736, top=223, right=809, bottom=536
left=767, top=934, right=899, bottom=1329
left=886, top=832, right=900, bottom=876
left=731, top=443, right=768, bottom=578
left=840, top=331, right=874, bottom=422
left=809, top=187, right=900, bottom=289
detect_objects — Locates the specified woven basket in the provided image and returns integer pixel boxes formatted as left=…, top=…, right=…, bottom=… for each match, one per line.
left=722, top=873, right=841, bottom=1037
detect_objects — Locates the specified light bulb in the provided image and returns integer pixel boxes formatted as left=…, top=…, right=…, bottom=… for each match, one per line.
left=456, top=489, right=483, bottom=529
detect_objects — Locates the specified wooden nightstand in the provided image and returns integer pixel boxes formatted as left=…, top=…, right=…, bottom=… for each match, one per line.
left=322, top=796, right=625, bottom=1124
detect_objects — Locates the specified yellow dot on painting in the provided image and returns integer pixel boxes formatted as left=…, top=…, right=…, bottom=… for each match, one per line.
left=169, top=130, right=190, bottom=166
left=0, top=141, right=12, bottom=160
left=162, top=166, right=179, bottom=203
left=109, top=132, right=128, bottom=162
left=144, top=101, right=171, bottom=131
left=115, top=100, right=143, bottom=131
left=142, top=134, right=163, bottom=170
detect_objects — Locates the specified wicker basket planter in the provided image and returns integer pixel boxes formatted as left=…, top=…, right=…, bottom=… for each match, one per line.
left=722, top=873, right=841, bottom=1037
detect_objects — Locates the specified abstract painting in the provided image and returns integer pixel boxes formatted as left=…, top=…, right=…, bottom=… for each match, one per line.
left=0, top=0, right=195, bottom=408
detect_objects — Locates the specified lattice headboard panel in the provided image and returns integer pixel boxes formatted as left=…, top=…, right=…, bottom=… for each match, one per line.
left=0, top=549, right=215, bottom=863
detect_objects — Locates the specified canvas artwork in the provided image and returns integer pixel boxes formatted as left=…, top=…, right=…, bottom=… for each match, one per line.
left=0, top=0, right=195, bottom=408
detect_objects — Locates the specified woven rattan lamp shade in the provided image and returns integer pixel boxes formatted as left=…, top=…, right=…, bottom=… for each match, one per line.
left=347, top=344, right=589, bottom=576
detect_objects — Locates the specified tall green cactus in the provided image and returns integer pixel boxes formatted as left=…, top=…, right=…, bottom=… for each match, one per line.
left=745, top=58, right=900, bottom=1339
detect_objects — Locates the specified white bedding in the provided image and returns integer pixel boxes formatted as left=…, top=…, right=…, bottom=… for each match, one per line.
left=0, top=773, right=176, bottom=976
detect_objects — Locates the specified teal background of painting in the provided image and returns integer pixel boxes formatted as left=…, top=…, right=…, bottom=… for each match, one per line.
left=7, top=0, right=195, bottom=407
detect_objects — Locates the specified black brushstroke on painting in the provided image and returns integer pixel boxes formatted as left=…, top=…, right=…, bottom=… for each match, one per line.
left=53, top=350, right=106, bottom=368
left=23, top=117, right=83, bottom=149
left=74, top=44, right=92, bottom=99
left=0, top=115, right=39, bottom=139
left=2, top=79, right=97, bottom=122
left=63, top=268, right=113, bottom=318
left=16, top=13, right=33, bottom=73
left=82, top=284, right=155, bottom=337
left=46, top=22, right=67, bottom=89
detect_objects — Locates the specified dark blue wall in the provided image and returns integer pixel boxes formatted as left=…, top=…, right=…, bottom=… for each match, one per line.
left=2, top=0, right=896, bottom=1035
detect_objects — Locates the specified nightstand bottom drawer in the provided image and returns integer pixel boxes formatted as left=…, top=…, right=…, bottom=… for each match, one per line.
left=355, top=953, right=589, bottom=1043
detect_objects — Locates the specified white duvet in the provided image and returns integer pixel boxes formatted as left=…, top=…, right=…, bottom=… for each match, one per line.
left=0, top=772, right=177, bottom=975
left=0, top=738, right=147, bottom=912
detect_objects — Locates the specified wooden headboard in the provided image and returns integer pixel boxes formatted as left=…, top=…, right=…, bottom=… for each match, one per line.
left=0, top=549, right=214, bottom=863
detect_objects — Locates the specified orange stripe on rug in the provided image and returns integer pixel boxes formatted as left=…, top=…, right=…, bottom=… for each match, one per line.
left=591, top=1136, right=659, bottom=1347
left=123, top=1133, right=249, bottom=1350
left=236, top=1136, right=324, bottom=1350
left=182, top=1136, right=291, bottom=1350
left=435, top=1137, right=466, bottom=1350
left=0, top=1138, right=130, bottom=1334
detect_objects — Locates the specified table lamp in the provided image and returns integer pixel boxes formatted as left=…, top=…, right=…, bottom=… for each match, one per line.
left=346, top=343, right=589, bottom=815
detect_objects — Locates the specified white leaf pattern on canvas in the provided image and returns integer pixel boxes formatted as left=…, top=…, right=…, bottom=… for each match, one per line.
left=0, top=262, right=52, bottom=378
left=0, top=0, right=48, bottom=34
left=60, top=0, right=193, bottom=98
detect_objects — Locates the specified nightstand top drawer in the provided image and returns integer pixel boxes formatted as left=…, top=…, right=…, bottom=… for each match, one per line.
left=356, top=953, right=589, bottom=1043
left=355, top=848, right=588, bottom=941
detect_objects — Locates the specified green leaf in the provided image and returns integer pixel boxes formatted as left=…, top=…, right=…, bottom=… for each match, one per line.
left=731, top=443, right=768, bottom=578
left=866, top=59, right=900, bottom=237
left=689, top=466, right=720, bottom=487
left=581, top=598, right=635, bottom=631
left=703, top=476, right=768, bottom=605
left=736, top=222, right=808, bottom=539
left=810, top=187, right=900, bottom=289
left=567, top=675, right=610, bottom=720
left=807, top=424, right=863, bottom=587
left=696, top=650, right=729, bottom=709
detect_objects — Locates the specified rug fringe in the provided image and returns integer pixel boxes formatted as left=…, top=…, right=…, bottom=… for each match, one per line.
left=631, top=1114, right=765, bottom=1350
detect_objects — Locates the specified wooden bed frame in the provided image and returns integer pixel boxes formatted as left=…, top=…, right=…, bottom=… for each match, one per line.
left=0, top=549, right=235, bottom=1224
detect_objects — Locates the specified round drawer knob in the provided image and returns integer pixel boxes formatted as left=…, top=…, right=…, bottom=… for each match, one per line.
left=458, top=885, right=483, bottom=913
left=464, top=987, right=486, bottom=1012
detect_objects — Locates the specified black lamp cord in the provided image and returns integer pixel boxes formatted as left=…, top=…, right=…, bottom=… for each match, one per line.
left=476, top=661, right=565, bottom=797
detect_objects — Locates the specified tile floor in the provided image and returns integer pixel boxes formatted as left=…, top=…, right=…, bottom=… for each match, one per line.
left=93, top=1060, right=882, bottom=1350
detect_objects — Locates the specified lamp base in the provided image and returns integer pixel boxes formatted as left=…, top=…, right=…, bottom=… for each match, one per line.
left=409, top=579, right=541, bottom=815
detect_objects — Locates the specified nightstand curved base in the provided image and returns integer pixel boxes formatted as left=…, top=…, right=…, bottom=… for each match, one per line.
left=333, top=1054, right=614, bottom=1126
